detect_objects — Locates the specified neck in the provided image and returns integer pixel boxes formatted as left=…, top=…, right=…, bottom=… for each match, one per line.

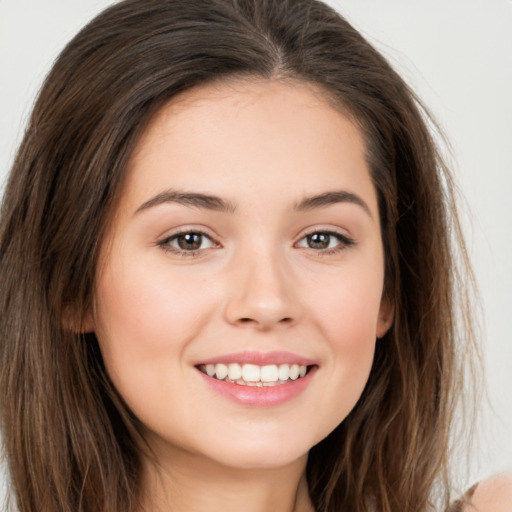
left=137, top=445, right=313, bottom=512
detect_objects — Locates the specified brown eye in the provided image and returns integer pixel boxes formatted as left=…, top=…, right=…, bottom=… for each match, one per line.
left=160, top=231, right=217, bottom=254
left=296, top=230, right=354, bottom=252
left=306, top=232, right=331, bottom=249
left=176, top=233, right=203, bottom=250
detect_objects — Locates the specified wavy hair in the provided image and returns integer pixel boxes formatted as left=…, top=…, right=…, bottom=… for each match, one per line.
left=0, top=0, right=475, bottom=511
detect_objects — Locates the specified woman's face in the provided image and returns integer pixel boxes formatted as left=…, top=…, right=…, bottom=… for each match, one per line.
left=90, top=79, right=392, bottom=470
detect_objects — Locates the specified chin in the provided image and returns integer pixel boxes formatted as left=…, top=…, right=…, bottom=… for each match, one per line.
left=208, top=445, right=309, bottom=471
left=193, top=427, right=321, bottom=471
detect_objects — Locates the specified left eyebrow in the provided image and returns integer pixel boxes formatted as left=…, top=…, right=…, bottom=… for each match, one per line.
left=135, top=190, right=237, bottom=214
left=294, top=190, right=373, bottom=219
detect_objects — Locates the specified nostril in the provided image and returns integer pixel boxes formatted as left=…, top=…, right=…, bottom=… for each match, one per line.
left=236, top=316, right=293, bottom=326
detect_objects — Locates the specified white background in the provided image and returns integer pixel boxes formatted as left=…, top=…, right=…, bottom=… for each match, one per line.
left=1, top=0, right=511, bottom=501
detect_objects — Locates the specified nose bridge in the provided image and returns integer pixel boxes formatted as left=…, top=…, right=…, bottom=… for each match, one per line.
left=224, top=240, right=299, bottom=329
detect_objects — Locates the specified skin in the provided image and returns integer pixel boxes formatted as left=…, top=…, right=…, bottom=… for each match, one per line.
left=88, top=79, right=392, bottom=512
left=468, top=473, right=512, bottom=512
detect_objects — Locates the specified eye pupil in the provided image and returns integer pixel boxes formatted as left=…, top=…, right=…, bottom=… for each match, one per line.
left=177, top=233, right=202, bottom=250
left=307, top=233, right=330, bottom=249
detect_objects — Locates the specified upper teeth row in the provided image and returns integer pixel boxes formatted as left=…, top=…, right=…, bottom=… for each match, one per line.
left=204, top=363, right=308, bottom=383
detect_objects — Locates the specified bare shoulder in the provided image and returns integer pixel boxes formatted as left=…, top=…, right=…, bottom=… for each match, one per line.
left=468, top=473, right=512, bottom=512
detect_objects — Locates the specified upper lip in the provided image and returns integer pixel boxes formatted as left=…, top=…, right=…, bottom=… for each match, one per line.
left=195, top=350, right=316, bottom=367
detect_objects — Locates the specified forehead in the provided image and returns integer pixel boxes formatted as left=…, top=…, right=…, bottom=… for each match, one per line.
left=120, top=78, right=375, bottom=215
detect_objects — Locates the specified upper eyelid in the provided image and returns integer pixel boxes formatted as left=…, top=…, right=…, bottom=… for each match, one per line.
left=294, top=228, right=356, bottom=250
left=158, top=226, right=220, bottom=242
left=156, top=228, right=221, bottom=253
left=297, top=226, right=354, bottom=240
left=157, top=231, right=220, bottom=257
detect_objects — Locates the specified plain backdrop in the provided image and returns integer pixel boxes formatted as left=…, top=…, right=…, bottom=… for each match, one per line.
left=1, top=0, right=511, bottom=502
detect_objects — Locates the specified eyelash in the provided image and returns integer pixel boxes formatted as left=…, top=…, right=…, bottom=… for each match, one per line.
left=295, top=229, right=355, bottom=255
left=157, top=229, right=355, bottom=257
left=157, top=229, right=218, bottom=256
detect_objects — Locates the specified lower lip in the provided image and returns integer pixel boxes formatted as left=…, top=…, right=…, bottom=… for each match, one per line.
left=197, top=367, right=316, bottom=407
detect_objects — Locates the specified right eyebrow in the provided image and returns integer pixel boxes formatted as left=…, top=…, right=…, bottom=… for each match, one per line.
left=294, top=190, right=373, bottom=219
left=134, top=189, right=237, bottom=214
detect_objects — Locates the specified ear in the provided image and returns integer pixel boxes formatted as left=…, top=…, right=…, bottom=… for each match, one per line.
left=62, top=302, right=95, bottom=334
left=376, top=294, right=394, bottom=339
left=80, top=310, right=95, bottom=334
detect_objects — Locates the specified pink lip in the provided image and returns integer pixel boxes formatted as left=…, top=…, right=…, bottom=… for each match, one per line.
left=196, top=350, right=316, bottom=366
left=196, top=365, right=318, bottom=407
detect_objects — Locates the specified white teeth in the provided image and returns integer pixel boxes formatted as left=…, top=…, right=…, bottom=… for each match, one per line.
left=260, top=365, right=278, bottom=382
left=201, top=362, right=309, bottom=385
left=227, top=363, right=242, bottom=380
left=278, top=364, right=290, bottom=381
left=242, top=364, right=260, bottom=382
left=215, top=363, right=228, bottom=380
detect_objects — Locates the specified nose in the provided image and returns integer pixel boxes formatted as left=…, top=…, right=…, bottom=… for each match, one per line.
left=224, top=248, right=301, bottom=331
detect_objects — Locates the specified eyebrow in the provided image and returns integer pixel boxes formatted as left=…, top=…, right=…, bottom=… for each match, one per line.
left=135, top=188, right=372, bottom=218
left=295, top=190, right=373, bottom=218
left=135, top=190, right=237, bottom=214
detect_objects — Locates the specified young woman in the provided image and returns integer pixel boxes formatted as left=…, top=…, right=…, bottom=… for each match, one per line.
left=1, top=0, right=508, bottom=511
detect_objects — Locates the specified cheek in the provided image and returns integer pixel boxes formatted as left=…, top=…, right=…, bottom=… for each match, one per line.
left=326, top=290, right=378, bottom=389
left=311, top=261, right=384, bottom=347
left=91, top=260, right=219, bottom=431
left=92, top=258, right=210, bottom=381
left=305, top=264, right=383, bottom=420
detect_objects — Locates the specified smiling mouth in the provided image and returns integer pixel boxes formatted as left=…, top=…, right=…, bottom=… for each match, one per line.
left=197, top=363, right=313, bottom=387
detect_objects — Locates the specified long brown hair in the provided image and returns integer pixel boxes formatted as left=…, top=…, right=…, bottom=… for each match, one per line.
left=0, top=1, right=475, bottom=511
